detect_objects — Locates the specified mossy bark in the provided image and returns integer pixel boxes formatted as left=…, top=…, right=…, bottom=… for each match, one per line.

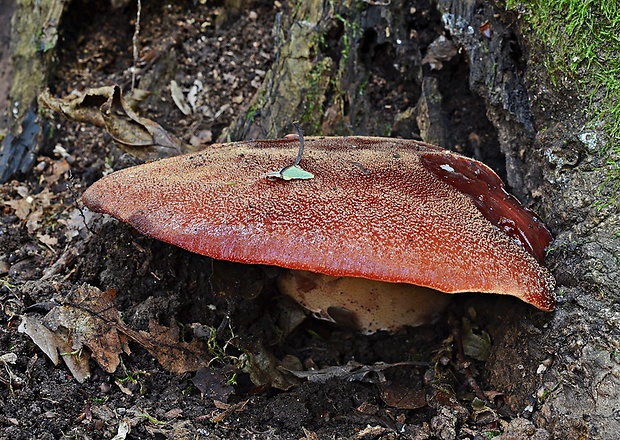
left=224, top=0, right=429, bottom=142
left=0, top=0, right=65, bottom=181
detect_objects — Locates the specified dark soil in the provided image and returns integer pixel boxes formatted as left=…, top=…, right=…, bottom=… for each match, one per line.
left=1, top=1, right=556, bottom=439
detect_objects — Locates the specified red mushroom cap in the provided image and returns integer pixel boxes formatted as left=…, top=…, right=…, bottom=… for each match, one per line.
left=83, top=136, right=555, bottom=311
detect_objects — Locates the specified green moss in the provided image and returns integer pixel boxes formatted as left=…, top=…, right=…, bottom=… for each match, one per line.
left=333, top=9, right=361, bottom=64
left=506, top=0, right=620, bottom=203
left=381, top=123, right=392, bottom=137
left=245, top=87, right=267, bottom=123
left=299, top=58, right=334, bottom=134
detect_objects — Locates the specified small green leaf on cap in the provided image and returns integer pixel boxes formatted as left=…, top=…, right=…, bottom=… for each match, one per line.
left=267, top=165, right=314, bottom=181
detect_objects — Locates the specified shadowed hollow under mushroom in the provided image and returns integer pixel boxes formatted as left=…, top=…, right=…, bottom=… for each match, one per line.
left=82, top=136, right=556, bottom=333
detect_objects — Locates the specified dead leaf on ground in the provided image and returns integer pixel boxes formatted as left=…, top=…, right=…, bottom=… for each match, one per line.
left=129, top=320, right=213, bottom=374
left=300, top=427, right=319, bottom=440
left=42, top=284, right=130, bottom=373
left=19, top=284, right=130, bottom=382
left=380, top=382, right=428, bottom=410
left=19, top=283, right=213, bottom=381
left=145, top=420, right=196, bottom=440
left=471, top=396, right=498, bottom=425
left=461, top=318, right=492, bottom=362
left=18, top=315, right=92, bottom=383
left=39, top=85, right=192, bottom=161
left=281, top=360, right=429, bottom=385
left=37, top=233, right=58, bottom=247
left=353, top=426, right=391, bottom=439
left=4, top=186, right=56, bottom=233
left=245, top=343, right=298, bottom=390
left=0, top=353, right=17, bottom=365
left=111, top=418, right=131, bottom=440
left=208, top=399, right=250, bottom=424
left=170, top=80, right=192, bottom=116
left=4, top=198, right=30, bottom=220
left=57, top=207, right=94, bottom=240
left=43, top=157, right=70, bottom=185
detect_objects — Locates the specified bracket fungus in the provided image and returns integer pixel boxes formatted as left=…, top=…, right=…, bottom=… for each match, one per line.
left=83, top=136, right=555, bottom=333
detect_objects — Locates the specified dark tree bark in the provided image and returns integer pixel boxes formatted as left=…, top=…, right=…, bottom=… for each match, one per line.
left=0, top=0, right=65, bottom=182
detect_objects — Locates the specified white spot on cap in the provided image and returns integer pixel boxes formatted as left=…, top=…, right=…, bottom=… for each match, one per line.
left=440, top=163, right=455, bottom=172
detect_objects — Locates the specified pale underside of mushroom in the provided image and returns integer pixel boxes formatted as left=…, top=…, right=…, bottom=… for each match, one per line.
left=83, top=136, right=556, bottom=333
left=278, top=270, right=451, bottom=334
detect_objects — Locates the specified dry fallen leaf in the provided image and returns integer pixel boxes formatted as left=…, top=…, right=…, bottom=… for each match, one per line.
left=4, top=198, right=30, bottom=220
left=4, top=187, right=56, bottom=233
left=461, top=318, right=492, bottom=362
left=18, top=314, right=92, bottom=383
left=209, top=399, right=250, bottom=424
left=170, top=80, right=192, bottom=116
left=191, top=367, right=234, bottom=401
left=300, top=427, right=319, bottom=440
left=57, top=207, right=93, bottom=240
left=134, top=320, right=213, bottom=374
left=244, top=343, right=298, bottom=390
left=37, top=233, right=58, bottom=246
left=43, top=158, right=71, bottom=185
left=281, top=360, right=427, bottom=385
left=353, top=426, right=391, bottom=439
left=111, top=418, right=131, bottom=440
left=42, top=284, right=131, bottom=374
left=380, top=383, right=428, bottom=410
left=39, top=85, right=192, bottom=161
left=0, top=353, right=17, bottom=365
left=20, top=283, right=213, bottom=381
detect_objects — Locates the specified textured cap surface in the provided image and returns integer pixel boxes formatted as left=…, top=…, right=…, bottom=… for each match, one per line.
left=83, top=136, right=556, bottom=311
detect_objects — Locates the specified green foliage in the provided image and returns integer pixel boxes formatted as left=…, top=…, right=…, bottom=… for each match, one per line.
left=333, top=12, right=360, bottom=64
left=204, top=322, right=247, bottom=386
left=0, top=277, right=19, bottom=292
left=139, top=411, right=166, bottom=426
left=115, top=369, right=146, bottom=384
left=539, top=381, right=562, bottom=401
left=506, top=0, right=620, bottom=203
left=245, top=87, right=267, bottom=123
left=507, top=0, right=619, bottom=136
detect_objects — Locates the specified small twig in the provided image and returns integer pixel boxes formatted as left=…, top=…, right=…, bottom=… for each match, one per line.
left=289, top=121, right=305, bottom=167
left=131, top=0, right=142, bottom=91
left=66, top=170, right=96, bottom=235
left=266, top=122, right=313, bottom=181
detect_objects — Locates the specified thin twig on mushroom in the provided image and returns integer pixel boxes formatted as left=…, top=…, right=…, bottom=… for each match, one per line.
left=266, top=122, right=314, bottom=181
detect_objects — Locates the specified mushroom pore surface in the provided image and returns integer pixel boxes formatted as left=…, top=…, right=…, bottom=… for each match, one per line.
left=277, top=270, right=451, bottom=334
